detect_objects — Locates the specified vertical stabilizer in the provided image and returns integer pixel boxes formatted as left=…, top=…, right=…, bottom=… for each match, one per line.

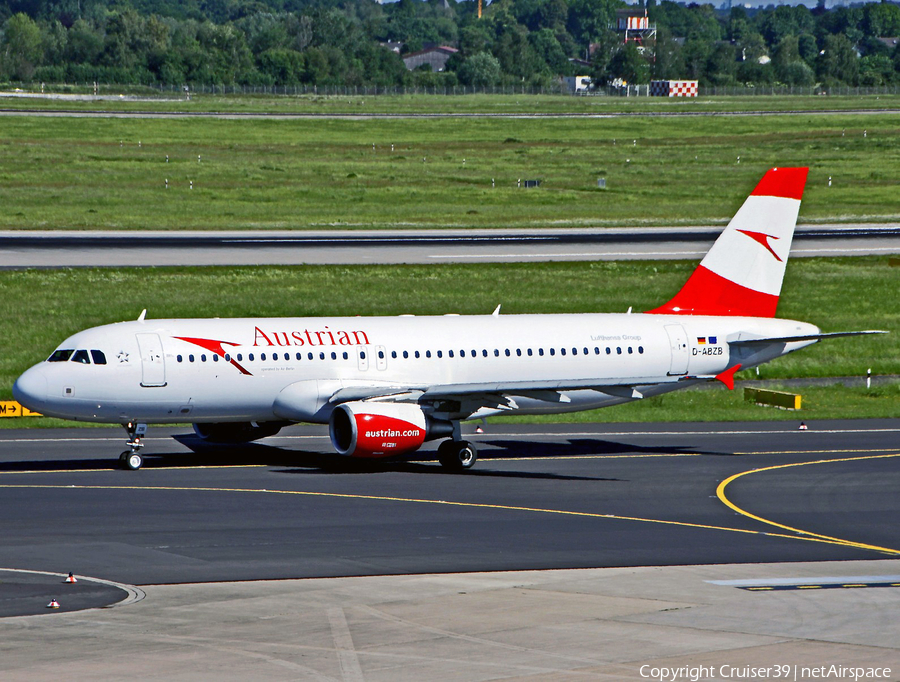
left=649, top=167, right=808, bottom=317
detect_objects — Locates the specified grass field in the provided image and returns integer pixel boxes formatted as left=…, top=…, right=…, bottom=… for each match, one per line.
left=1, top=258, right=896, bottom=426
left=1, top=108, right=898, bottom=230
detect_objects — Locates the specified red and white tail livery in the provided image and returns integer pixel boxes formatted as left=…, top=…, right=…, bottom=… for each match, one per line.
left=651, top=167, right=807, bottom=317
left=13, top=167, right=884, bottom=471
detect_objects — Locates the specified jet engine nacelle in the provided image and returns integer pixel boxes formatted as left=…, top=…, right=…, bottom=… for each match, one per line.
left=329, top=402, right=435, bottom=458
left=193, top=421, right=284, bottom=444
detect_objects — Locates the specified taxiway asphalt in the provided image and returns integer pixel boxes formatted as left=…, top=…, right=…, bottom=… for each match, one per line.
left=0, top=419, right=896, bottom=595
left=1, top=419, right=897, bottom=679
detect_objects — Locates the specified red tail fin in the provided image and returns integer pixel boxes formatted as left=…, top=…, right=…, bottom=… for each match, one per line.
left=649, top=167, right=808, bottom=317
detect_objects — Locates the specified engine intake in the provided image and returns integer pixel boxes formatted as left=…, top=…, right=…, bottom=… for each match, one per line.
left=330, top=402, right=443, bottom=458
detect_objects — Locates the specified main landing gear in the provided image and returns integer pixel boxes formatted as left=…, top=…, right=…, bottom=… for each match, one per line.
left=119, top=422, right=147, bottom=470
left=437, top=439, right=477, bottom=472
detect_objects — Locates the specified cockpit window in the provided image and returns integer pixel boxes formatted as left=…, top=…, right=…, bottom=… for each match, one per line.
left=90, top=350, right=107, bottom=365
left=48, top=349, right=74, bottom=362
left=71, top=349, right=91, bottom=364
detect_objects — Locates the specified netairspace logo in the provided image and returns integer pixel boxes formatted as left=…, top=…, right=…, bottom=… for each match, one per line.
left=639, top=665, right=892, bottom=682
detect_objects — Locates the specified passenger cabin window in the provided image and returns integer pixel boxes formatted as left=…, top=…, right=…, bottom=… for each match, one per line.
left=71, top=349, right=91, bottom=364
left=48, top=349, right=74, bottom=362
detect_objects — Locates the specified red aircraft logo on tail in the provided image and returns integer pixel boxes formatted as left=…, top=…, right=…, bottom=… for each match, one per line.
left=736, top=229, right=783, bottom=262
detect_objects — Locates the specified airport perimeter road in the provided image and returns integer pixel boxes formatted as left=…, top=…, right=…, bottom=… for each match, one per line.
left=1, top=224, right=899, bottom=268
left=0, top=419, right=896, bottom=589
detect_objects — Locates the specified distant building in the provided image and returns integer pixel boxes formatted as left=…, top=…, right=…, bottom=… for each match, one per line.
left=402, top=46, right=459, bottom=72
left=380, top=42, right=405, bottom=54
left=610, top=9, right=656, bottom=45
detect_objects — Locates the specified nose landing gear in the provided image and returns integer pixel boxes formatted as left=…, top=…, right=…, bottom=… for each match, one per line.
left=119, top=422, right=147, bottom=470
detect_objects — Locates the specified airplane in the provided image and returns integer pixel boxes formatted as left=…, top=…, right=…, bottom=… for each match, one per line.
left=13, top=167, right=885, bottom=472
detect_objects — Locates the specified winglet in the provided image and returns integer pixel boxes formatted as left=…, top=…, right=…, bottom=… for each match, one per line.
left=649, top=167, right=808, bottom=317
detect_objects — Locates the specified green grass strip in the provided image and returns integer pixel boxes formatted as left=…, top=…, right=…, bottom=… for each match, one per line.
left=1, top=258, right=896, bottom=425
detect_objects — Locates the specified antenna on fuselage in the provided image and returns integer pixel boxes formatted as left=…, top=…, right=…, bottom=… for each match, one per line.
left=137, top=309, right=147, bottom=322
left=492, top=304, right=501, bottom=316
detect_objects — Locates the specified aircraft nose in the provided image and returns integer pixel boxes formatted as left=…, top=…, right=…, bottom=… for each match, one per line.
left=12, top=365, right=48, bottom=411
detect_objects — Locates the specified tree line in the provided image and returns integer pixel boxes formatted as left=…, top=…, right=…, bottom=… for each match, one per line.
left=1, top=0, right=900, bottom=89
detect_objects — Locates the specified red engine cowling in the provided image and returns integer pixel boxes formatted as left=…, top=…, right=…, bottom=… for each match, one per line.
left=329, top=402, right=428, bottom=458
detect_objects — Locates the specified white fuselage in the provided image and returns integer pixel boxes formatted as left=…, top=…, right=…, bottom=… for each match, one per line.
left=14, top=313, right=819, bottom=425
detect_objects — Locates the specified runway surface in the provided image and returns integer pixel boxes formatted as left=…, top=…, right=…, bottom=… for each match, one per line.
left=0, top=419, right=896, bottom=597
left=2, top=224, right=899, bottom=268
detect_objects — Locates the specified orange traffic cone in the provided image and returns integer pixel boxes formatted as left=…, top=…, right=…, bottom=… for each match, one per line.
left=799, top=422, right=808, bottom=430
left=65, top=572, right=77, bottom=584
left=46, top=599, right=60, bottom=609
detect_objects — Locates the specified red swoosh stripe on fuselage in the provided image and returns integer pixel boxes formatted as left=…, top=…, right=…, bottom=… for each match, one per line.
left=173, top=336, right=253, bottom=375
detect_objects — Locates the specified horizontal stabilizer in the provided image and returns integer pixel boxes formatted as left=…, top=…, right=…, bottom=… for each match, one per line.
left=729, top=330, right=888, bottom=346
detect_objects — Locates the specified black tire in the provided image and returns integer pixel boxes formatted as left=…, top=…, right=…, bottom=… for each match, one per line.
left=121, top=451, right=143, bottom=471
left=438, top=440, right=477, bottom=472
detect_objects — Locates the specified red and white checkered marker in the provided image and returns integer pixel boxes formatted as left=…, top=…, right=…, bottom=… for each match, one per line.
left=650, top=80, right=698, bottom=97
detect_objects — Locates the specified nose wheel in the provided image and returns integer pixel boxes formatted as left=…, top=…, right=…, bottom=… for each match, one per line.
left=119, top=422, right=147, bottom=470
left=119, top=451, right=143, bottom=470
